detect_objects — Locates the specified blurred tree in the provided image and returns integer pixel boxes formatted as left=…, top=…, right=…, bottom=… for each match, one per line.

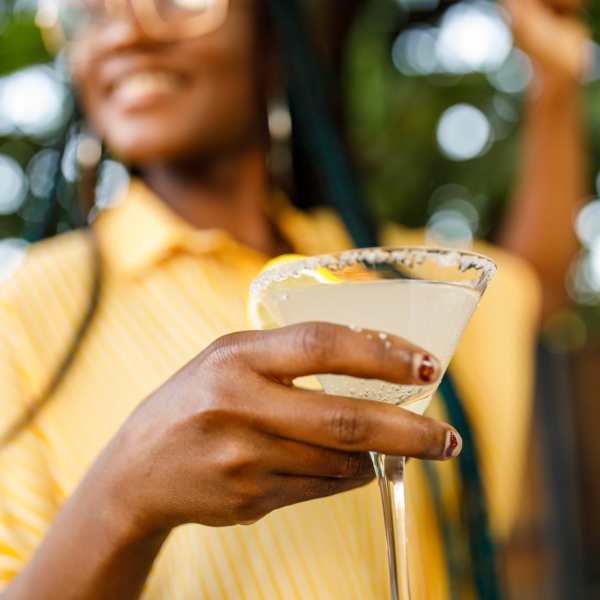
left=0, top=8, right=49, bottom=75
left=346, top=0, right=526, bottom=234
left=2, top=0, right=600, bottom=317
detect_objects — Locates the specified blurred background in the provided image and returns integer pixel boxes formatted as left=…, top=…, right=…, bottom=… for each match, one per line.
left=1, top=0, right=600, bottom=597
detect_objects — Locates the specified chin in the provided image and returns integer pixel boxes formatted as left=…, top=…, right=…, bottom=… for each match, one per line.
left=103, top=120, right=199, bottom=165
left=103, top=116, right=258, bottom=167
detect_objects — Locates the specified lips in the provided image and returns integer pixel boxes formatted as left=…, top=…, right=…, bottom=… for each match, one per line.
left=110, top=69, right=185, bottom=108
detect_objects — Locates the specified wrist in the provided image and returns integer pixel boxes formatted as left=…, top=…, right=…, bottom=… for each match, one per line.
left=84, top=432, right=170, bottom=551
left=528, top=66, right=582, bottom=106
left=529, top=38, right=592, bottom=95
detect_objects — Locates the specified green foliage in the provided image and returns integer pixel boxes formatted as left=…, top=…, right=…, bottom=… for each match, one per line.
left=0, top=15, right=50, bottom=76
left=345, top=0, right=517, bottom=234
left=1, top=0, right=600, bottom=245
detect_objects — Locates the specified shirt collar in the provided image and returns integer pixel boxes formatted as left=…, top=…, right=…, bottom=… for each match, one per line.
left=94, top=179, right=351, bottom=278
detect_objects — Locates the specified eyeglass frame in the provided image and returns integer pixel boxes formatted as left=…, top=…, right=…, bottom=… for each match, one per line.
left=37, top=0, right=230, bottom=44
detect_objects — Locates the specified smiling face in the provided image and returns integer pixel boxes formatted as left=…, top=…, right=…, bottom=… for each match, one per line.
left=69, top=0, right=268, bottom=164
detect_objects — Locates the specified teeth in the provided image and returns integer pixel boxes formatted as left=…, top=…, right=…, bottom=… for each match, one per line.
left=114, top=71, right=180, bottom=101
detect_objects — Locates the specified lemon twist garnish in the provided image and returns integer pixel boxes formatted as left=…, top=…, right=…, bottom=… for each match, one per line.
left=248, top=254, right=340, bottom=329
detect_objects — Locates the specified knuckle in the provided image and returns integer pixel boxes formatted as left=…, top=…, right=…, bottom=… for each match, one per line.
left=195, top=351, right=263, bottom=423
left=195, top=403, right=238, bottom=434
left=327, top=405, right=369, bottom=447
left=204, top=333, right=245, bottom=366
left=298, top=322, right=336, bottom=363
left=219, top=442, right=259, bottom=478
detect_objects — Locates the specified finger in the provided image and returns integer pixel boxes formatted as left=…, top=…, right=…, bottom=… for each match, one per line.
left=268, top=438, right=373, bottom=479
left=268, top=474, right=375, bottom=512
left=239, top=322, right=441, bottom=386
left=256, top=383, right=462, bottom=461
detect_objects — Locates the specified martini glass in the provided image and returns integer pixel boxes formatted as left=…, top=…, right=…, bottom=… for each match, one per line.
left=250, top=247, right=496, bottom=600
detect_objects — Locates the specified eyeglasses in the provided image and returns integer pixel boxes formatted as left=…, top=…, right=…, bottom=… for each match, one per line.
left=37, top=0, right=229, bottom=43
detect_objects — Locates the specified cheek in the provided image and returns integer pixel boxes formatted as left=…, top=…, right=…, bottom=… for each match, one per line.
left=99, top=82, right=261, bottom=164
left=100, top=67, right=262, bottom=163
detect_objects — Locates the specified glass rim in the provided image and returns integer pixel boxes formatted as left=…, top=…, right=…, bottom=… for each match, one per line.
left=251, top=246, right=498, bottom=298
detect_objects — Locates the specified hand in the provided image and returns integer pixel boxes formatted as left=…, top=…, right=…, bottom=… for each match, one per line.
left=503, top=0, right=590, bottom=82
left=99, top=322, right=458, bottom=538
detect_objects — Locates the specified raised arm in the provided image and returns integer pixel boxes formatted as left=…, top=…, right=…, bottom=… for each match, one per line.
left=500, top=0, right=589, bottom=319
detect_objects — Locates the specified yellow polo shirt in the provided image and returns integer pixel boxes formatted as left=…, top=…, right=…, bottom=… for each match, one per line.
left=0, top=181, right=540, bottom=598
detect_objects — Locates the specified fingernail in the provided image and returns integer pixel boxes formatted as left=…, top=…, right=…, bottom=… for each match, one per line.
left=443, top=430, right=463, bottom=459
left=414, top=354, right=439, bottom=383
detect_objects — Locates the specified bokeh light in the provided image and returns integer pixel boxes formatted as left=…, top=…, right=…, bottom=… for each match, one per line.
left=492, top=94, right=519, bottom=124
left=0, top=66, right=71, bottom=138
left=436, top=103, right=492, bottom=161
left=487, top=49, right=533, bottom=94
left=426, top=209, right=474, bottom=248
left=435, top=1, right=512, bottom=74
left=0, top=155, right=28, bottom=214
left=426, top=184, right=479, bottom=247
left=27, top=149, right=60, bottom=198
left=61, top=134, right=82, bottom=182
left=575, top=200, right=600, bottom=248
left=0, top=93, right=14, bottom=136
left=95, top=160, right=130, bottom=210
left=569, top=245, right=600, bottom=305
left=392, top=27, right=438, bottom=76
left=391, top=1, right=513, bottom=78
left=583, top=41, right=600, bottom=84
left=13, top=0, right=38, bottom=15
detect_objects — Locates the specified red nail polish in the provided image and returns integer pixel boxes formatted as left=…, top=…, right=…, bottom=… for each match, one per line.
left=417, top=354, right=436, bottom=383
left=445, top=431, right=459, bottom=459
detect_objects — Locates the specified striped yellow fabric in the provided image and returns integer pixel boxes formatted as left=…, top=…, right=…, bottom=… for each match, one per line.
left=0, top=181, right=541, bottom=598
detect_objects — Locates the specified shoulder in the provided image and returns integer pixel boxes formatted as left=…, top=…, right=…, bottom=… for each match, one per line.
left=277, top=202, right=355, bottom=255
left=0, top=230, right=93, bottom=306
left=380, top=223, right=542, bottom=314
left=0, top=230, right=95, bottom=399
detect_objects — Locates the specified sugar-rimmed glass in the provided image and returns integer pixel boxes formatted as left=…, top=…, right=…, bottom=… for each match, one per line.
left=251, top=246, right=496, bottom=600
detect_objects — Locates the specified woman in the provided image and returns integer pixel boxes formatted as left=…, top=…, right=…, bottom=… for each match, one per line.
left=0, top=0, right=585, bottom=598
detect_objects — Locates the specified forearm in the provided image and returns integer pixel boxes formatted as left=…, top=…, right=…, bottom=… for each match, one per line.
left=500, top=71, right=587, bottom=318
left=2, top=443, right=169, bottom=600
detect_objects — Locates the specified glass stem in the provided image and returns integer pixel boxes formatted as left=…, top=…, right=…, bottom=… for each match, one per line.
left=372, top=453, right=411, bottom=600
